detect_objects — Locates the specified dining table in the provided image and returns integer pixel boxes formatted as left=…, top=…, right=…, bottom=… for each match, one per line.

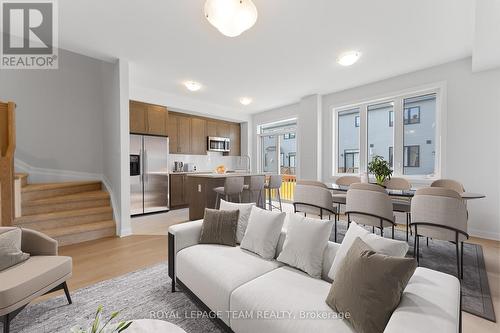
left=326, top=183, right=486, bottom=200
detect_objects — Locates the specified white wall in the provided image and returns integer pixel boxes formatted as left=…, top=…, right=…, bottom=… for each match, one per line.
left=0, top=49, right=108, bottom=174
left=320, top=58, right=499, bottom=240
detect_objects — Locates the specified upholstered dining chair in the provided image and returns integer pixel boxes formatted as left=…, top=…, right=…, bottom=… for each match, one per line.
left=430, top=179, right=465, bottom=194
left=214, top=177, right=245, bottom=208
left=345, top=183, right=396, bottom=238
left=384, top=177, right=412, bottom=241
left=296, top=180, right=328, bottom=188
left=332, top=175, right=361, bottom=213
left=293, top=184, right=339, bottom=241
left=410, top=187, right=469, bottom=279
left=243, top=175, right=266, bottom=207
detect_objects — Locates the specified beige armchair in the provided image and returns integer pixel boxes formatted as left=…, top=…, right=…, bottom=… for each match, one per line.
left=0, top=227, right=72, bottom=333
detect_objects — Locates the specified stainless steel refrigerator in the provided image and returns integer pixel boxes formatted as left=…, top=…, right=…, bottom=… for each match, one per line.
left=130, top=134, right=169, bottom=216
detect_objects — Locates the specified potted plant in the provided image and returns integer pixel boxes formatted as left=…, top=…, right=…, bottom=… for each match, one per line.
left=71, top=305, right=132, bottom=333
left=367, top=155, right=392, bottom=186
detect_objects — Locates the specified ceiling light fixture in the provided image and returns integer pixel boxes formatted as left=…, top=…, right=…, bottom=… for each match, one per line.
left=204, top=0, right=258, bottom=37
left=337, top=51, right=362, bottom=66
left=184, top=81, right=202, bottom=91
left=239, top=97, right=253, bottom=106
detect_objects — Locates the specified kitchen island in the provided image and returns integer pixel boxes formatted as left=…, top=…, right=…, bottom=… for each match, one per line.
left=186, top=173, right=266, bottom=220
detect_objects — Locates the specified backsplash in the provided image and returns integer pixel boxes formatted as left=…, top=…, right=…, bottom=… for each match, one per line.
left=169, top=151, right=248, bottom=172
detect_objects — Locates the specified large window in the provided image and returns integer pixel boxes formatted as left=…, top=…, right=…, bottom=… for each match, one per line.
left=258, top=119, right=297, bottom=175
left=337, top=108, right=360, bottom=173
left=334, top=90, right=439, bottom=178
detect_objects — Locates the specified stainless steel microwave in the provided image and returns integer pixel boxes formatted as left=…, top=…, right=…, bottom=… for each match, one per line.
left=207, top=137, right=230, bottom=152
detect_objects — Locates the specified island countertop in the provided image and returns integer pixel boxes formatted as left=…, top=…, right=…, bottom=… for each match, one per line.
left=186, top=173, right=266, bottom=220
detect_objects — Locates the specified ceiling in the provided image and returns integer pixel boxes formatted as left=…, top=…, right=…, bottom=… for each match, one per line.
left=59, top=0, right=475, bottom=115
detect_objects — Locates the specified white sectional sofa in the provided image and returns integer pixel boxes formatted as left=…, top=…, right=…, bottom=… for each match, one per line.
left=168, top=220, right=461, bottom=333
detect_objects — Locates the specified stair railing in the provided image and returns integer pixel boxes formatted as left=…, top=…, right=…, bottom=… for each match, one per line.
left=0, top=101, right=16, bottom=226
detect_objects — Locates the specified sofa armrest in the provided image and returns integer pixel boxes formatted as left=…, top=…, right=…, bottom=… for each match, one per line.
left=384, top=267, right=461, bottom=333
left=21, top=228, right=58, bottom=256
left=168, top=220, right=203, bottom=292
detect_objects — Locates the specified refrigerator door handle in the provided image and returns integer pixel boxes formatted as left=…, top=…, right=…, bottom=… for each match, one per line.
left=143, top=149, right=148, bottom=183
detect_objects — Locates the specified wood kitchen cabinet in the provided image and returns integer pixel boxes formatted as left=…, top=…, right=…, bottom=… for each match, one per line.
left=129, top=101, right=168, bottom=136
left=206, top=120, right=218, bottom=137
left=190, top=117, right=207, bottom=155
left=170, top=174, right=188, bottom=208
left=229, top=123, right=241, bottom=156
left=207, top=120, right=230, bottom=138
left=168, top=113, right=191, bottom=154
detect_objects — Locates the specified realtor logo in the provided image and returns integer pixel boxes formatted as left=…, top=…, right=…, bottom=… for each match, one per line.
left=1, top=0, right=58, bottom=69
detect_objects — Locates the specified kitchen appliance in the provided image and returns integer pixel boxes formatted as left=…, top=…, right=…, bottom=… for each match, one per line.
left=174, top=161, right=184, bottom=172
left=184, top=163, right=196, bottom=172
left=208, top=136, right=230, bottom=152
left=130, top=134, right=169, bottom=216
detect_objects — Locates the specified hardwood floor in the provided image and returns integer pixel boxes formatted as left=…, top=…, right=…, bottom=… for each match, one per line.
left=37, top=207, right=499, bottom=333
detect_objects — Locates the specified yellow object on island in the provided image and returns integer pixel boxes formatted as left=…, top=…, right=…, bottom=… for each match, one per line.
left=215, top=165, right=226, bottom=174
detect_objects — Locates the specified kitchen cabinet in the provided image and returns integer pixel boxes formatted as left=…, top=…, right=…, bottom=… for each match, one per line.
left=217, top=122, right=230, bottom=138
left=170, top=174, right=188, bottom=208
left=206, top=120, right=218, bottom=137
left=190, top=117, right=207, bottom=155
left=168, top=113, right=191, bottom=154
left=229, top=123, right=241, bottom=156
left=129, top=101, right=168, bottom=136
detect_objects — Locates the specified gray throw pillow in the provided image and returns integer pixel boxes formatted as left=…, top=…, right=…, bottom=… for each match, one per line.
left=199, top=209, right=239, bottom=247
left=0, top=228, right=30, bottom=271
left=326, top=237, right=417, bottom=333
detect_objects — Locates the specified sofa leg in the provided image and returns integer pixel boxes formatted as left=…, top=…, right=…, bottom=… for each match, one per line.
left=172, top=278, right=176, bottom=293
left=63, top=282, right=72, bottom=304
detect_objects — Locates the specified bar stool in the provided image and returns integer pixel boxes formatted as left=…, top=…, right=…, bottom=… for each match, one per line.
left=214, top=177, right=245, bottom=209
left=265, top=174, right=282, bottom=211
left=243, top=175, right=266, bottom=207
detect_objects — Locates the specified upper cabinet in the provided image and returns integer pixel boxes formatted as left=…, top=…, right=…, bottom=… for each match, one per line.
left=129, top=101, right=168, bottom=136
left=130, top=101, right=241, bottom=156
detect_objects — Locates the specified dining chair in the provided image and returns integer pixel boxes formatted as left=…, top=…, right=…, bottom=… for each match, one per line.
left=214, top=177, right=245, bottom=209
left=410, top=187, right=469, bottom=279
left=332, top=175, right=360, bottom=213
left=293, top=184, right=339, bottom=241
left=431, top=179, right=465, bottom=194
left=243, top=175, right=266, bottom=207
left=296, top=180, right=328, bottom=188
left=346, top=183, right=396, bottom=238
left=265, top=174, right=283, bottom=211
left=384, top=177, right=412, bottom=241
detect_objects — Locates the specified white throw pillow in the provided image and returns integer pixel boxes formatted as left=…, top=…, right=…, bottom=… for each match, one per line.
left=240, top=206, right=286, bottom=259
left=327, top=222, right=409, bottom=280
left=219, top=200, right=255, bottom=244
left=277, top=214, right=333, bottom=278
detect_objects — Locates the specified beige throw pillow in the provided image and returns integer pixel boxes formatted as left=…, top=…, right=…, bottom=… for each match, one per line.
left=199, top=209, right=239, bottom=247
left=0, top=228, right=30, bottom=271
left=326, top=237, right=417, bottom=333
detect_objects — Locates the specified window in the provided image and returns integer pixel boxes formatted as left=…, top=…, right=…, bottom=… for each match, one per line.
left=337, top=108, right=360, bottom=173
left=284, top=133, right=296, bottom=140
left=289, top=153, right=296, bottom=168
left=258, top=119, right=297, bottom=176
left=367, top=102, right=394, bottom=167
left=334, top=90, right=439, bottom=177
left=404, top=146, right=420, bottom=167
left=404, top=106, right=420, bottom=124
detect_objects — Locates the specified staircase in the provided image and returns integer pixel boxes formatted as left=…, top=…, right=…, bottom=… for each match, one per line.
left=14, top=174, right=116, bottom=246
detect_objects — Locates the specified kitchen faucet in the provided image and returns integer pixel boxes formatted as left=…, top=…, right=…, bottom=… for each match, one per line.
left=241, top=155, right=251, bottom=173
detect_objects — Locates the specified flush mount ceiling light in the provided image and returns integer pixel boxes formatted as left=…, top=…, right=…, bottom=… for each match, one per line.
left=239, top=97, right=253, bottom=105
left=184, top=81, right=202, bottom=91
left=337, top=51, right=362, bottom=66
left=204, top=0, right=258, bottom=37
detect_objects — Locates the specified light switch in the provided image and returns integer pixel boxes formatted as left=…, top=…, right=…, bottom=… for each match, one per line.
left=198, top=184, right=202, bottom=192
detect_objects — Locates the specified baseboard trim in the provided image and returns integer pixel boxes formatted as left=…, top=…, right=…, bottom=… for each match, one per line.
left=468, top=228, right=500, bottom=241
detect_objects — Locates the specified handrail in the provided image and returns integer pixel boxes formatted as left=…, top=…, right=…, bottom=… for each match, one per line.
left=0, top=101, right=16, bottom=226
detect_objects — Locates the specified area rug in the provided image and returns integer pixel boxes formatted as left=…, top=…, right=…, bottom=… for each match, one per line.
left=333, top=221, right=496, bottom=322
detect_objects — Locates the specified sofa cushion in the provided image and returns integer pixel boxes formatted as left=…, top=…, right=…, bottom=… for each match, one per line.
left=0, top=228, right=30, bottom=271
left=0, top=256, right=72, bottom=311
left=219, top=200, right=255, bottom=244
left=230, top=266, right=356, bottom=333
left=200, top=208, right=239, bottom=246
left=277, top=214, right=333, bottom=278
left=176, top=244, right=282, bottom=325
left=384, top=267, right=461, bottom=333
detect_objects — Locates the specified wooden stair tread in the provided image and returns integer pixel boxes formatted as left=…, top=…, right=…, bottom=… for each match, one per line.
left=44, top=220, right=115, bottom=238
left=15, top=206, right=113, bottom=224
left=23, top=190, right=109, bottom=206
left=22, top=181, right=101, bottom=193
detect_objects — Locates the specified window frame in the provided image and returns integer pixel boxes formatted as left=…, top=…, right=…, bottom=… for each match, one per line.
left=403, top=145, right=420, bottom=167
left=332, top=84, right=444, bottom=181
left=404, top=106, right=421, bottom=125
left=354, top=115, right=360, bottom=127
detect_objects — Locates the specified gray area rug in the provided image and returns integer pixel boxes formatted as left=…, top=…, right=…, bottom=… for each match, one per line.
left=333, top=220, right=496, bottom=322
left=2, top=222, right=495, bottom=333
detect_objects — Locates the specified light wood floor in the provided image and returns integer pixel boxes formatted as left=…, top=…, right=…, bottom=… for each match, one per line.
left=40, top=207, right=498, bottom=333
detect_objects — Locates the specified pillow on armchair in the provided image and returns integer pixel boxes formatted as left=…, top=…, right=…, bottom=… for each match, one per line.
left=0, top=228, right=30, bottom=271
